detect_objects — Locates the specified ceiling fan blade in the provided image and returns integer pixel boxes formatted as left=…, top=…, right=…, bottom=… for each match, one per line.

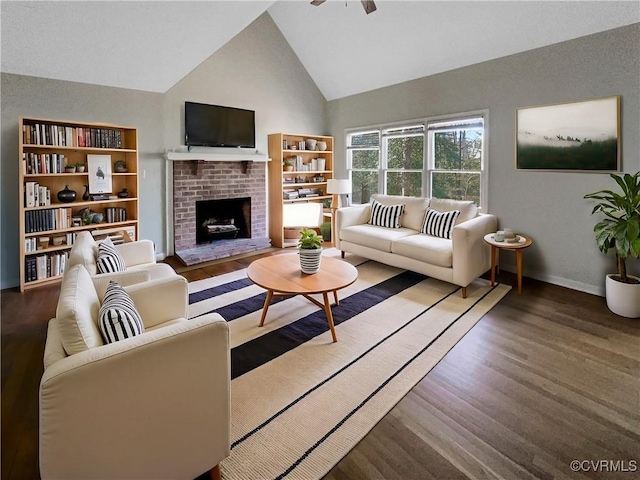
left=361, top=0, right=377, bottom=14
left=310, top=0, right=326, bottom=6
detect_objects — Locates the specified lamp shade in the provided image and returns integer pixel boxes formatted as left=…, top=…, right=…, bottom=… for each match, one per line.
left=327, top=179, right=351, bottom=195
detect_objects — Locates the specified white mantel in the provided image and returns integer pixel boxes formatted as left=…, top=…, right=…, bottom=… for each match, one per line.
left=165, top=148, right=270, bottom=162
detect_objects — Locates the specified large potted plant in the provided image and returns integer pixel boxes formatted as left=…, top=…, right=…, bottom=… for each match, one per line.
left=298, top=228, right=323, bottom=274
left=584, top=172, right=640, bottom=318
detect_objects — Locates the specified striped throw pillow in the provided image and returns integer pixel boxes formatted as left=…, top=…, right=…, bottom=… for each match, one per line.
left=98, top=281, right=144, bottom=343
left=421, top=208, right=461, bottom=239
left=368, top=199, right=405, bottom=229
left=96, top=236, right=126, bottom=273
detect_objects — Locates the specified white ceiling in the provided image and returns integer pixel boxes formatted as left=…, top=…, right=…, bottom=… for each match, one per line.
left=1, top=1, right=639, bottom=101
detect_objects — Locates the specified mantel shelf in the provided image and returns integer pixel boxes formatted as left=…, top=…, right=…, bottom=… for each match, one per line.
left=165, top=151, right=270, bottom=162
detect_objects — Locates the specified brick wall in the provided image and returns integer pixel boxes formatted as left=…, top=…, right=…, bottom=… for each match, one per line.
left=173, top=160, right=267, bottom=251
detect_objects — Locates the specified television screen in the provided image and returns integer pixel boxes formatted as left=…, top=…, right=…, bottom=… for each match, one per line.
left=185, top=101, right=255, bottom=148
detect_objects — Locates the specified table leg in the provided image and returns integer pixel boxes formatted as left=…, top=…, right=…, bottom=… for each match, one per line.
left=516, top=249, right=523, bottom=294
left=323, top=291, right=338, bottom=342
left=333, top=290, right=339, bottom=305
left=490, top=245, right=497, bottom=286
left=258, top=289, right=274, bottom=327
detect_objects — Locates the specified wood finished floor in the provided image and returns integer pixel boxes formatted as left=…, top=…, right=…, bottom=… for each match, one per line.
left=2, top=249, right=639, bottom=480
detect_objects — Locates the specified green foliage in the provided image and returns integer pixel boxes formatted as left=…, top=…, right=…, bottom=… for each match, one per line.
left=320, top=221, right=332, bottom=241
left=75, top=162, right=86, bottom=167
left=298, top=228, right=323, bottom=249
left=518, top=139, right=617, bottom=170
left=584, top=172, right=640, bottom=282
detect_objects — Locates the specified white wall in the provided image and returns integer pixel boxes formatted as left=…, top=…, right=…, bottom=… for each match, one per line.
left=326, top=25, right=640, bottom=295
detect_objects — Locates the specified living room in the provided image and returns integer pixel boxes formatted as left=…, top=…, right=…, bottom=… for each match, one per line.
left=2, top=1, right=639, bottom=479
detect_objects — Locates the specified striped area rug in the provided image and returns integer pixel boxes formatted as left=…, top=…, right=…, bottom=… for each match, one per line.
left=189, top=250, right=511, bottom=480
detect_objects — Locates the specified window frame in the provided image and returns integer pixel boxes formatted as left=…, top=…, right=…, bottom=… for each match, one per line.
left=346, top=109, right=489, bottom=211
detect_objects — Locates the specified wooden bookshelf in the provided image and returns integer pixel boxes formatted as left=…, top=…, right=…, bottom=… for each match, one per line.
left=267, top=133, right=334, bottom=248
left=18, top=117, right=139, bottom=291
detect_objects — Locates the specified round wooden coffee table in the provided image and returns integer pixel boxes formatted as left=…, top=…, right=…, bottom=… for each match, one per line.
left=246, top=253, right=358, bottom=342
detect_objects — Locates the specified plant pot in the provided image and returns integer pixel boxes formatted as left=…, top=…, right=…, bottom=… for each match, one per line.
left=76, top=165, right=86, bottom=173
left=65, top=166, right=76, bottom=173
left=605, top=274, right=640, bottom=318
left=299, top=247, right=322, bottom=274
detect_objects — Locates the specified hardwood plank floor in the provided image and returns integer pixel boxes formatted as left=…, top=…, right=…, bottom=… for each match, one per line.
left=2, top=250, right=639, bottom=480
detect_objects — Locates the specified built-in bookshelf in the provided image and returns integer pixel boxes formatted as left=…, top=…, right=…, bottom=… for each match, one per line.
left=267, top=133, right=334, bottom=248
left=18, top=117, right=139, bottom=292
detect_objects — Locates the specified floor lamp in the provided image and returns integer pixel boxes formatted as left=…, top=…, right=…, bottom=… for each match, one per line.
left=326, top=179, right=351, bottom=246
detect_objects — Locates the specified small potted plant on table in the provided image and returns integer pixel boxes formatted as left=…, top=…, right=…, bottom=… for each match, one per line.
left=298, top=228, right=323, bottom=274
left=584, top=172, right=640, bottom=318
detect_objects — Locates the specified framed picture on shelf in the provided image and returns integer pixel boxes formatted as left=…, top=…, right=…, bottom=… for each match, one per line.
left=516, top=95, right=620, bottom=172
left=87, top=154, right=113, bottom=193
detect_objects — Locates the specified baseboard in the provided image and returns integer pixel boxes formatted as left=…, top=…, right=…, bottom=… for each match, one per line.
left=500, top=266, right=604, bottom=297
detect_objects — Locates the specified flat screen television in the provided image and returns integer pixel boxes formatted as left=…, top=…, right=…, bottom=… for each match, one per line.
left=185, top=101, right=255, bottom=148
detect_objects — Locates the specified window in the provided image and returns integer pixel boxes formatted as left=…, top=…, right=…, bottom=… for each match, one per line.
left=346, top=112, right=487, bottom=209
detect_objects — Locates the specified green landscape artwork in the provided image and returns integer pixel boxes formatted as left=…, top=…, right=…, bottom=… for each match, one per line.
left=516, top=96, right=619, bottom=171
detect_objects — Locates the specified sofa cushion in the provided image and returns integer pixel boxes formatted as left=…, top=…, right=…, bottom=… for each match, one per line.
left=67, top=231, right=99, bottom=276
left=429, top=198, right=477, bottom=224
left=371, top=194, right=429, bottom=231
left=96, top=237, right=127, bottom=273
left=56, top=264, right=104, bottom=355
left=98, top=281, right=145, bottom=343
left=341, top=224, right=417, bottom=253
left=368, top=199, right=404, bottom=228
left=421, top=208, right=460, bottom=239
left=391, top=234, right=454, bottom=268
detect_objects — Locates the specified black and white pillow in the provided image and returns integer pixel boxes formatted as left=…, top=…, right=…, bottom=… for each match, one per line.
left=96, top=236, right=126, bottom=273
left=421, top=208, right=461, bottom=239
left=368, top=199, right=405, bottom=229
left=98, top=281, right=144, bottom=343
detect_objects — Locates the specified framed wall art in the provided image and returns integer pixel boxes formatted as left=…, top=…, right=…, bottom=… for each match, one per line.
left=87, top=154, right=113, bottom=193
left=516, top=95, right=620, bottom=172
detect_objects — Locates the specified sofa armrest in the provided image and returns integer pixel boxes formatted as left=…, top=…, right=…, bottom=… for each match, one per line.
left=124, top=275, right=189, bottom=329
left=40, top=313, right=230, bottom=480
left=336, top=204, right=371, bottom=248
left=116, top=239, right=156, bottom=267
left=91, top=270, right=151, bottom=300
left=451, top=213, right=497, bottom=287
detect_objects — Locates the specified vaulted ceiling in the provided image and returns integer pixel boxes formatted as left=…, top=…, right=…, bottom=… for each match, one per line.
left=2, top=1, right=638, bottom=101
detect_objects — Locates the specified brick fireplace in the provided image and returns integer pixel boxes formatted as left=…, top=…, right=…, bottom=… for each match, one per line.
left=172, top=160, right=271, bottom=265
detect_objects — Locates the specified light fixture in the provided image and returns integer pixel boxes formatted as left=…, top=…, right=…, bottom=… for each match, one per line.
left=327, top=179, right=351, bottom=210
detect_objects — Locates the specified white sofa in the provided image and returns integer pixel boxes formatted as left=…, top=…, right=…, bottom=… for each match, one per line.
left=336, top=194, right=497, bottom=297
left=67, top=231, right=177, bottom=285
left=40, top=264, right=230, bottom=480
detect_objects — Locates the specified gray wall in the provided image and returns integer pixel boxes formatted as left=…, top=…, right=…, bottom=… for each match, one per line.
left=0, top=74, right=165, bottom=289
left=0, top=12, right=326, bottom=289
left=326, top=24, right=640, bottom=296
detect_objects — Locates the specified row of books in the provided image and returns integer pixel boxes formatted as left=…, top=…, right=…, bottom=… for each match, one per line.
left=104, top=207, right=128, bottom=223
left=25, top=208, right=73, bottom=233
left=25, top=252, right=68, bottom=283
left=24, top=182, right=51, bottom=207
left=283, top=188, right=322, bottom=200
left=23, top=152, right=67, bottom=175
left=23, top=123, right=123, bottom=149
left=25, top=232, right=76, bottom=253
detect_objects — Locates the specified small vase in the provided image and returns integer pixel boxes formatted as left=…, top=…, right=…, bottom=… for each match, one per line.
left=299, top=247, right=322, bottom=274
left=57, top=185, right=77, bottom=203
left=117, top=188, right=129, bottom=198
left=82, top=184, right=90, bottom=201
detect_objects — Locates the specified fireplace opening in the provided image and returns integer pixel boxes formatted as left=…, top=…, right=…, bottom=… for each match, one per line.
left=196, top=197, right=251, bottom=245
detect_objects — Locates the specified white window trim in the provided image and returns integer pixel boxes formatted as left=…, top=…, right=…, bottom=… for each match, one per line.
left=346, top=109, right=489, bottom=211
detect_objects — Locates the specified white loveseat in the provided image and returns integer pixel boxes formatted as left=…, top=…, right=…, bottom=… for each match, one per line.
left=39, top=264, right=230, bottom=480
left=336, top=194, right=497, bottom=297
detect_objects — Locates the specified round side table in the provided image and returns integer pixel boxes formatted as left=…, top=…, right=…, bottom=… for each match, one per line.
left=483, top=233, right=533, bottom=294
